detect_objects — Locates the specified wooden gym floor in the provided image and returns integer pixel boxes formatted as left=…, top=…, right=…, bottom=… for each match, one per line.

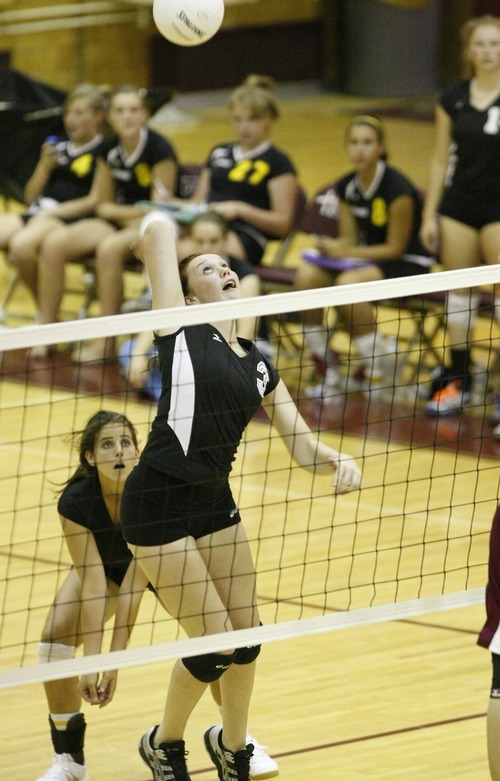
left=0, top=83, right=499, bottom=780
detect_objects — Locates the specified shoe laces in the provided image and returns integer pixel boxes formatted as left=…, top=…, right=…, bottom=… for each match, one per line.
left=232, top=745, right=253, bottom=780
left=157, top=742, right=189, bottom=780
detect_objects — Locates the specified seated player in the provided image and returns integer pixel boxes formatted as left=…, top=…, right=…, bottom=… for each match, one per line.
left=0, top=84, right=106, bottom=309
left=293, top=115, right=433, bottom=397
left=33, top=84, right=178, bottom=361
left=169, top=74, right=299, bottom=267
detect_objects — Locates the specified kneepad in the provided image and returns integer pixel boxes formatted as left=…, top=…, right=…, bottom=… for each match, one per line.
left=182, top=651, right=235, bottom=683
left=38, top=642, right=76, bottom=664
left=234, top=644, right=261, bottom=665
left=491, top=653, right=500, bottom=697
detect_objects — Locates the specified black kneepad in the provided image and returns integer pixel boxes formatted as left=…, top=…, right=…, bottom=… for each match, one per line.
left=182, top=651, right=235, bottom=682
left=491, top=653, right=500, bottom=696
left=234, top=643, right=261, bottom=665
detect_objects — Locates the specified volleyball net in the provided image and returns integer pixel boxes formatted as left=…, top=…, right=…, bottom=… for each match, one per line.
left=0, top=263, right=498, bottom=689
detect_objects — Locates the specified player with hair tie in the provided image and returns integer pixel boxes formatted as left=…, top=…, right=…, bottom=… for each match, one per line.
left=118, top=216, right=362, bottom=781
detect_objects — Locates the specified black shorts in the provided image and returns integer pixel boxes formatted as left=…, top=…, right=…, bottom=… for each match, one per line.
left=120, top=461, right=240, bottom=547
left=21, top=212, right=89, bottom=226
left=439, top=187, right=500, bottom=230
left=377, top=258, right=431, bottom=280
left=231, top=220, right=267, bottom=266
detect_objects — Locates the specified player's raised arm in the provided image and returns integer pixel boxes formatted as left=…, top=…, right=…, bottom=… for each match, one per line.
left=141, top=218, right=185, bottom=331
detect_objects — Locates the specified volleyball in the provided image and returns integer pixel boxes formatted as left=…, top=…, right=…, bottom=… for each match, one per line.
left=152, top=0, right=225, bottom=47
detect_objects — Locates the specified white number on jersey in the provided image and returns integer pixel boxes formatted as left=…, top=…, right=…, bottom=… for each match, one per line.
left=483, top=106, right=500, bottom=135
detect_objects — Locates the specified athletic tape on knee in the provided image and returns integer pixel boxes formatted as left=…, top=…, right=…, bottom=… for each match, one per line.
left=38, top=642, right=76, bottom=664
left=182, top=651, right=236, bottom=683
left=446, top=291, right=479, bottom=345
left=233, top=644, right=261, bottom=665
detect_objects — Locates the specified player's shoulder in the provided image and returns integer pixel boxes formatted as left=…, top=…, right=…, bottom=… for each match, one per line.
left=264, top=144, right=296, bottom=171
left=57, top=475, right=99, bottom=517
left=383, top=164, right=415, bottom=191
left=335, top=170, right=355, bottom=195
left=145, top=127, right=177, bottom=156
left=440, top=80, right=469, bottom=113
left=98, top=134, right=119, bottom=157
left=207, top=141, right=234, bottom=159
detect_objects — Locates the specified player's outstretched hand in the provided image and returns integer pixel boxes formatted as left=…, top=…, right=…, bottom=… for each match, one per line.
left=329, top=452, right=362, bottom=494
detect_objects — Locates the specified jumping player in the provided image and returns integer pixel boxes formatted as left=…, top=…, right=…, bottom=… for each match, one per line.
left=420, top=14, right=500, bottom=415
left=118, top=217, right=362, bottom=781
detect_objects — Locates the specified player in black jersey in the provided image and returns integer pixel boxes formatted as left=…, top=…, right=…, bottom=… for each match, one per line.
left=420, top=15, right=500, bottom=415
left=294, top=115, right=432, bottom=398
left=35, top=410, right=144, bottom=781
left=478, top=504, right=500, bottom=781
left=33, top=85, right=177, bottom=360
left=119, top=217, right=362, bottom=781
left=0, top=84, right=106, bottom=315
left=35, top=407, right=281, bottom=781
left=172, top=75, right=298, bottom=267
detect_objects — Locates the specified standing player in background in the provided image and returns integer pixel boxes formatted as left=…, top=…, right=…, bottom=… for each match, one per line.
left=478, top=504, right=500, bottom=781
left=173, top=74, right=299, bottom=267
left=420, top=15, right=500, bottom=415
left=0, top=84, right=106, bottom=315
left=118, top=218, right=361, bottom=781
left=293, top=115, right=432, bottom=398
left=34, top=84, right=178, bottom=360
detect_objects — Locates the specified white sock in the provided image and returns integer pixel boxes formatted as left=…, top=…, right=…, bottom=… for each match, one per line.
left=50, top=712, right=80, bottom=731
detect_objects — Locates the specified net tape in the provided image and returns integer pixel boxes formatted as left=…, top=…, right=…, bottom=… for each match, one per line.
left=1, top=265, right=499, bottom=352
left=0, top=588, right=485, bottom=689
left=0, top=263, right=498, bottom=688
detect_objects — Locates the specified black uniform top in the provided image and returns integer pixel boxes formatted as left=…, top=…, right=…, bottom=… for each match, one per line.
left=478, top=505, right=500, bottom=652
left=31, top=135, right=103, bottom=206
left=140, top=323, right=280, bottom=485
left=335, top=161, right=430, bottom=259
left=58, top=474, right=132, bottom=586
left=99, top=127, right=177, bottom=204
left=205, top=141, right=296, bottom=240
left=440, top=80, right=500, bottom=199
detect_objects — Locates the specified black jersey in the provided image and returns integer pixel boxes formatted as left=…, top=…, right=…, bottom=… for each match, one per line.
left=29, top=135, right=103, bottom=208
left=58, top=474, right=132, bottom=586
left=140, top=324, right=280, bottom=485
left=440, top=80, right=500, bottom=199
left=478, top=506, right=500, bottom=653
left=335, top=162, right=431, bottom=261
left=205, top=141, right=296, bottom=243
left=99, top=127, right=177, bottom=204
